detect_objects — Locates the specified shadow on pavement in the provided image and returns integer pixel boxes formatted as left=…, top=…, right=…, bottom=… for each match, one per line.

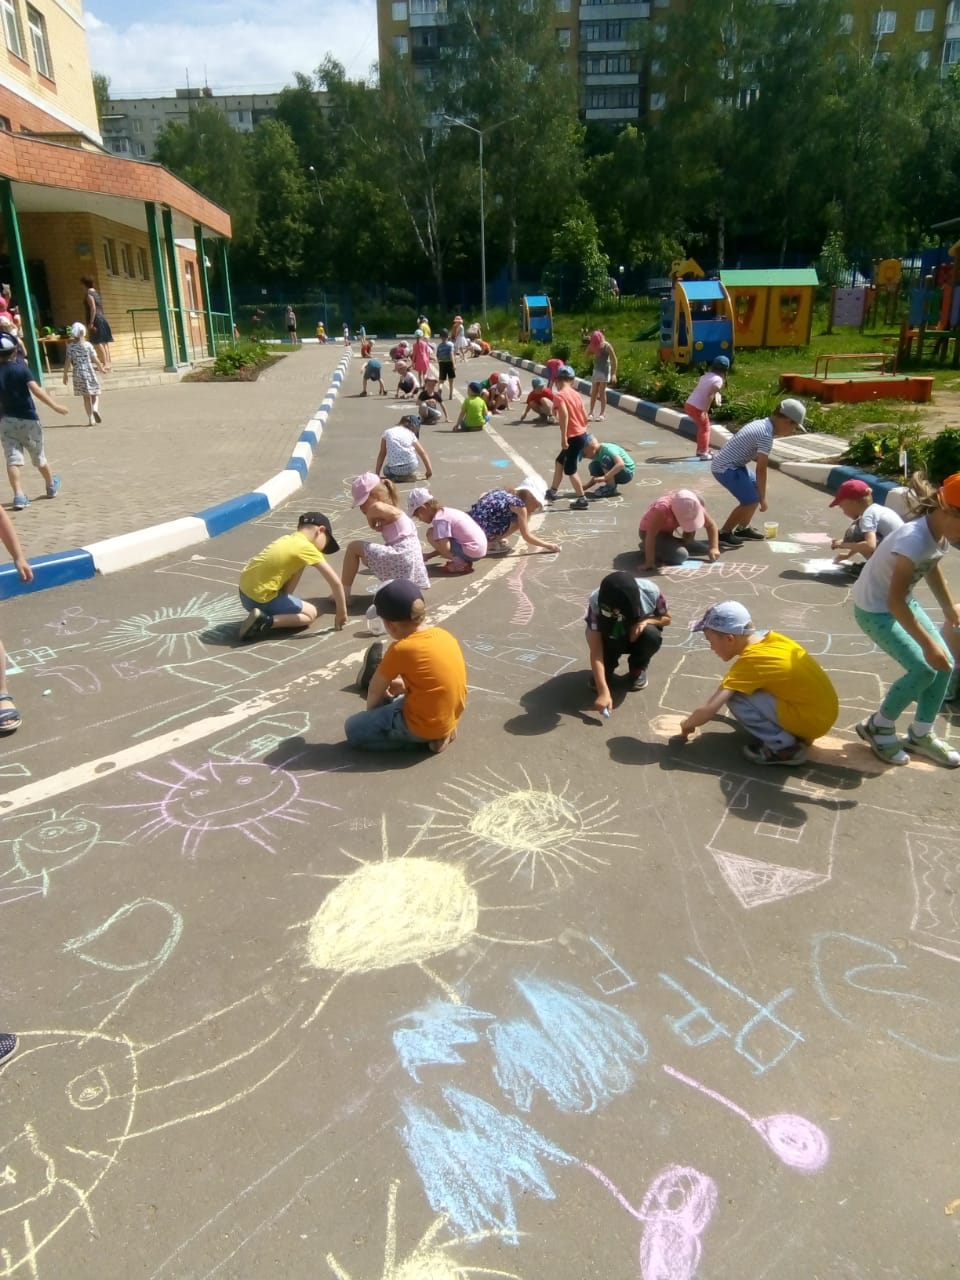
left=263, top=735, right=437, bottom=773
left=503, top=669, right=617, bottom=735
left=778, top=568, right=854, bottom=588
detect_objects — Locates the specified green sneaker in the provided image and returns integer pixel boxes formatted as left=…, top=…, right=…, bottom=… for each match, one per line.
left=905, top=730, right=960, bottom=769
left=856, top=717, right=909, bottom=766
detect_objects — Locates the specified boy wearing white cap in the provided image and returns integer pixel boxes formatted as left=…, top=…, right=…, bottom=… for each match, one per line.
left=679, top=600, right=839, bottom=765
left=638, top=490, right=721, bottom=570
left=711, top=398, right=807, bottom=544
left=407, top=488, right=488, bottom=574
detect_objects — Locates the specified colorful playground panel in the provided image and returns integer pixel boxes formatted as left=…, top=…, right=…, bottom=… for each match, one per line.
left=721, top=269, right=819, bottom=349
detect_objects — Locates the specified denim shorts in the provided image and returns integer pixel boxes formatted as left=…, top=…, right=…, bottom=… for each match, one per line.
left=712, top=464, right=759, bottom=506
left=238, top=588, right=305, bottom=617
left=2, top=417, right=45, bottom=467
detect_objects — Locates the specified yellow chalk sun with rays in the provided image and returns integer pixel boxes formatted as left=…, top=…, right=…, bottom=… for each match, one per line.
left=326, top=1180, right=521, bottom=1280
left=291, top=817, right=544, bottom=1027
left=413, top=767, right=631, bottom=889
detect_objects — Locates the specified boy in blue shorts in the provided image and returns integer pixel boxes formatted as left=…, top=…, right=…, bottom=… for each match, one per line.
left=361, top=357, right=387, bottom=396
left=238, top=512, right=347, bottom=640
left=0, top=332, right=68, bottom=509
left=711, top=398, right=806, bottom=545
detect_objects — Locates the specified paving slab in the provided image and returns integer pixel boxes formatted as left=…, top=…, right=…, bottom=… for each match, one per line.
left=1, top=356, right=958, bottom=1280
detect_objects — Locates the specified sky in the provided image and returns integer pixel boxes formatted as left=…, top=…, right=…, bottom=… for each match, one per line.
left=84, top=0, right=380, bottom=98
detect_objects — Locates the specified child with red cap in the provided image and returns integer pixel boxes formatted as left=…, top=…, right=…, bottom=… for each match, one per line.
left=853, top=472, right=960, bottom=766
left=829, top=478, right=903, bottom=575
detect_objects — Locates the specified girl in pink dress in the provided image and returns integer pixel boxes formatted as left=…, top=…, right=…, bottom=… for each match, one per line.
left=341, top=473, right=430, bottom=598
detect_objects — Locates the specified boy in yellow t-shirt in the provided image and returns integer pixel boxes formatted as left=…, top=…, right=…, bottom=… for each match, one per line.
left=679, top=600, right=838, bottom=765
left=238, top=512, right=347, bottom=641
left=345, top=579, right=466, bottom=754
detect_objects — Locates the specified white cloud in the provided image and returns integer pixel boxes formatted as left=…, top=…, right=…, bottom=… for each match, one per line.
left=85, top=1, right=379, bottom=96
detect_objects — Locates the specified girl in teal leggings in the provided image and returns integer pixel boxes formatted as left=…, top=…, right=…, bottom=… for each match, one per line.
left=852, top=472, right=960, bottom=767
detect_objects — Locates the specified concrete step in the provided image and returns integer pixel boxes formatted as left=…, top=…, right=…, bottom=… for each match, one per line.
left=44, top=363, right=199, bottom=396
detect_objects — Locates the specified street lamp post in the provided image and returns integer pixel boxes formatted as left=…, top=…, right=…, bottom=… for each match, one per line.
left=307, top=165, right=324, bottom=207
left=441, top=114, right=517, bottom=328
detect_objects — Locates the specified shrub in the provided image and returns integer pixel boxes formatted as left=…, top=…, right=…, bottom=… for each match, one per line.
left=551, top=342, right=571, bottom=361
left=213, top=339, right=270, bottom=377
left=842, top=424, right=929, bottom=477
left=925, top=428, right=960, bottom=485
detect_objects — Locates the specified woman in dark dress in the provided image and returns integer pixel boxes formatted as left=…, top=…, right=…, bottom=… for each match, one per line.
left=81, top=274, right=113, bottom=371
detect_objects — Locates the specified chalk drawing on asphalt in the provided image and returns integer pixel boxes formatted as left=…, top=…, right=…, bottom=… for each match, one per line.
left=107, top=759, right=340, bottom=858
left=293, top=816, right=547, bottom=1028
left=414, top=766, right=629, bottom=889
left=663, top=1064, right=830, bottom=1173
left=94, top=593, right=241, bottom=659
left=0, top=997, right=300, bottom=1278
left=0, top=807, right=121, bottom=901
left=325, top=1179, right=520, bottom=1280
left=905, top=831, right=960, bottom=947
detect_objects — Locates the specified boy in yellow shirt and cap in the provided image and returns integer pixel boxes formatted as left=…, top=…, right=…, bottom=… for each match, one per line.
left=238, top=512, right=347, bottom=640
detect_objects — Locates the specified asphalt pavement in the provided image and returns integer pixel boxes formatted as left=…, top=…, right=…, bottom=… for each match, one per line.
left=1, top=345, right=958, bottom=1280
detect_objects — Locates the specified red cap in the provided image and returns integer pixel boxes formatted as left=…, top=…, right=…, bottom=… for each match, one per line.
left=829, top=479, right=871, bottom=507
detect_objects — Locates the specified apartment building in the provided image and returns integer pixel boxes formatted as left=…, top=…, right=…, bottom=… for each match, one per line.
left=101, top=86, right=283, bottom=162
left=0, top=0, right=233, bottom=375
left=378, top=1, right=960, bottom=127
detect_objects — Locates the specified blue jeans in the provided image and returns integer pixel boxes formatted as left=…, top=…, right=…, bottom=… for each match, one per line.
left=239, top=588, right=305, bottom=617
left=727, top=689, right=798, bottom=750
left=344, top=695, right=431, bottom=751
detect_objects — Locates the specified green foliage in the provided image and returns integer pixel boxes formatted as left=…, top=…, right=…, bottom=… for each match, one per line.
left=542, top=205, right=610, bottom=310
left=213, top=339, right=271, bottom=376
left=92, top=72, right=110, bottom=124
left=924, top=428, right=960, bottom=485
left=247, top=119, right=311, bottom=282
left=817, top=230, right=850, bottom=288
left=842, top=424, right=928, bottom=477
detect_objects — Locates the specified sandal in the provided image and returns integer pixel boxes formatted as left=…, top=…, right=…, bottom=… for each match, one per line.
left=0, top=694, right=22, bottom=735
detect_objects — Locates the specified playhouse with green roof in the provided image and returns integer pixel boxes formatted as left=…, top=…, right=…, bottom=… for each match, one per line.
left=721, top=269, right=819, bottom=349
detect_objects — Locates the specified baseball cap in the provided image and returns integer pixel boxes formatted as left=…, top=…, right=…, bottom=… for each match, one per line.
left=941, top=472, right=960, bottom=508
left=489, top=372, right=499, bottom=383
left=556, top=364, right=576, bottom=380
left=710, top=355, right=730, bottom=370
left=692, top=601, right=755, bottom=636
left=351, top=472, right=381, bottom=507
left=829, top=478, right=871, bottom=507
left=70, top=321, right=86, bottom=339
left=399, top=414, right=422, bottom=431
left=776, top=398, right=807, bottom=430
left=468, top=380, right=482, bottom=394
left=0, top=333, right=18, bottom=354
left=670, top=489, right=706, bottom=533
left=297, top=512, right=340, bottom=554
left=406, top=486, right=434, bottom=516
left=515, top=474, right=547, bottom=507
left=374, top=579, right=424, bottom=623
left=531, top=376, right=545, bottom=389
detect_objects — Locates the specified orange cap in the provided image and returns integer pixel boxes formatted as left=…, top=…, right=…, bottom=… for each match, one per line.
left=940, top=472, right=960, bottom=509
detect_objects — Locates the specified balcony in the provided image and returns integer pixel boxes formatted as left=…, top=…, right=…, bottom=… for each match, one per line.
left=579, top=1, right=650, bottom=15
left=584, top=105, right=641, bottom=121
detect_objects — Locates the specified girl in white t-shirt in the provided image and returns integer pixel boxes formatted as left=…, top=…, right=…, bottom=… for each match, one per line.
left=853, top=472, right=960, bottom=767
left=683, top=355, right=729, bottom=461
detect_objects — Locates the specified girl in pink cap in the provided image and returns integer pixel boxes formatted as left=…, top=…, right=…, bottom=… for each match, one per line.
left=341, top=473, right=430, bottom=599
left=586, top=329, right=618, bottom=422
left=638, top=489, right=721, bottom=572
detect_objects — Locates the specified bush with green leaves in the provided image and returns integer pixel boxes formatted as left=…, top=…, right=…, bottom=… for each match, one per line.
left=924, top=429, right=960, bottom=485
left=842, top=424, right=929, bottom=477
left=213, top=339, right=271, bottom=376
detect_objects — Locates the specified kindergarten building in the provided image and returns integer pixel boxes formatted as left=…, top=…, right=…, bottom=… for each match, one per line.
left=0, top=0, right=233, bottom=377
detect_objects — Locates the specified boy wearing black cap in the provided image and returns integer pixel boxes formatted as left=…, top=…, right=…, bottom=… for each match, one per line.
left=237, top=512, right=347, bottom=640
left=345, top=579, right=466, bottom=753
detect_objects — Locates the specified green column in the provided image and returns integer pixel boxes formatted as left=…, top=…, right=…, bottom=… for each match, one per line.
left=0, top=179, right=42, bottom=380
left=217, top=238, right=235, bottom=342
left=161, top=206, right=188, bottom=364
left=145, top=201, right=176, bottom=371
left=194, top=224, right=216, bottom=357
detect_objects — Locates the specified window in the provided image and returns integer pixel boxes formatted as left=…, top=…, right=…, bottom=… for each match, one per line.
left=120, top=243, right=133, bottom=277
left=26, top=4, right=51, bottom=76
left=915, top=8, right=934, bottom=31
left=131, top=118, right=143, bottom=133
left=102, top=238, right=118, bottom=276
left=555, top=0, right=571, bottom=10
left=557, top=26, right=571, bottom=46
left=944, top=38, right=960, bottom=65
left=838, top=12, right=853, bottom=33
left=654, top=0, right=670, bottom=6
left=184, top=262, right=199, bottom=311
left=393, top=34, right=408, bottom=54
left=391, top=0, right=407, bottom=16
left=1, top=0, right=24, bottom=59
left=135, top=142, right=146, bottom=156
left=917, top=49, right=930, bottom=68
left=582, top=22, right=600, bottom=40
left=949, top=1, right=960, bottom=23
left=650, top=91, right=666, bottom=110
left=872, top=10, right=896, bottom=35
left=136, top=247, right=150, bottom=281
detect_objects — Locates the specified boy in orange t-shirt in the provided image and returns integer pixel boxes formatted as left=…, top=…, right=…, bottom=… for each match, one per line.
left=345, top=580, right=466, bottom=754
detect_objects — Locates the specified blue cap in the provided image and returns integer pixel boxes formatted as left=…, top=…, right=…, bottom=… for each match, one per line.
left=556, top=364, right=576, bottom=379
left=692, top=600, right=754, bottom=635
left=710, top=355, right=730, bottom=370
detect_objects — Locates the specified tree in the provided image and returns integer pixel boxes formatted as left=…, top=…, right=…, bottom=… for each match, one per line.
left=247, top=119, right=312, bottom=283
left=154, top=103, right=257, bottom=245
left=542, top=204, right=610, bottom=309
left=92, top=71, right=110, bottom=125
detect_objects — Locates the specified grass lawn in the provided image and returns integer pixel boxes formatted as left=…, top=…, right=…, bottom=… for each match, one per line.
left=486, top=297, right=960, bottom=441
